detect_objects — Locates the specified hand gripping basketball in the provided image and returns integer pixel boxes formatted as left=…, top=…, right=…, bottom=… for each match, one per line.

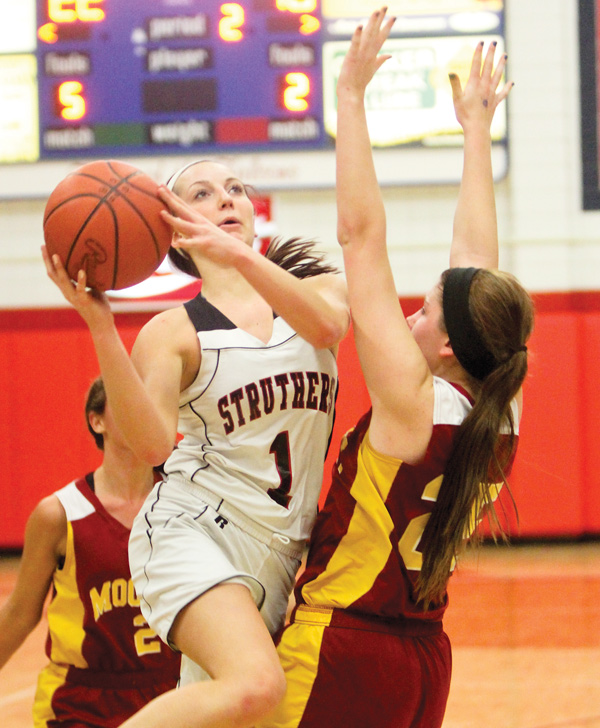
left=43, top=160, right=173, bottom=291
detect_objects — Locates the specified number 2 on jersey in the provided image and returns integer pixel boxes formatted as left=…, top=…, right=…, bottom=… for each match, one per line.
left=267, top=431, right=292, bottom=507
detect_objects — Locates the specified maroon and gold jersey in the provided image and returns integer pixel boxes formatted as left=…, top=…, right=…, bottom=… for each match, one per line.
left=33, top=474, right=180, bottom=728
left=296, top=378, right=519, bottom=622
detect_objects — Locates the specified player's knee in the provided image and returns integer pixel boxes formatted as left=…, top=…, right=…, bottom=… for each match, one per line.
left=234, top=663, right=286, bottom=725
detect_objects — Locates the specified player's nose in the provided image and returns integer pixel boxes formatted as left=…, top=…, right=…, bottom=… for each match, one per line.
left=218, top=188, right=234, bottom=207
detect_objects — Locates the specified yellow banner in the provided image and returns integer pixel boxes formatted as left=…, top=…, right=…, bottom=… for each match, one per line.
left=0, top=55, right=40, bottom=163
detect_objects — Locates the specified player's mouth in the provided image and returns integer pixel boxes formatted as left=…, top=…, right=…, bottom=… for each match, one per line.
left=219, top=217, right=242, bottom=230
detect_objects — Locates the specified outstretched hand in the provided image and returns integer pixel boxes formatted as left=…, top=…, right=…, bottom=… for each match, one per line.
left=450, top=41, right=513, bottom=132
left=336, top=7, right=395, bottom=98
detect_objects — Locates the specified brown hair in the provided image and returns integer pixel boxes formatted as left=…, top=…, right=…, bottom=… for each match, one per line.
left=263, top=236, right=339, bottom=278
left=169, top=235, right=339, bottom=280
left=85, top=376, right=106, bottom=451
left=417, top=269, right=535, bottom=609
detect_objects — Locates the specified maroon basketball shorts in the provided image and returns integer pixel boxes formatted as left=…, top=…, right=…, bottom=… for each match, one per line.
left=258, top=605, right=452, bottom=728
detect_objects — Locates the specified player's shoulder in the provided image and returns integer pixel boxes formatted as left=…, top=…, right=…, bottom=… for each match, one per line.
left=137, top=304, right=197, bottom=350
left=432, top=377, right=472, bottom=426
left=146, top=304, right=190, bottom=331
left=26, top=491, right=68, bottom=540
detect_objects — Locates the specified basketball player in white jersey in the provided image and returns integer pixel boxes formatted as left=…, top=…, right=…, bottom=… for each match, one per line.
left=42, top=159, right=349, bottom=728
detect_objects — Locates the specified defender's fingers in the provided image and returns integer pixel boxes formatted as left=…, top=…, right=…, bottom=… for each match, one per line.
left=448, top=72, right=463, bottom=102
left=468, top=41, right=484, bottom=82
left=481, top=41, right=498, bottom=80
left=348, top=22, right=363, bottom=55
left=363, top=7, right=387, bottom=45
left=377, top=13, right=395, bottom=49
left=373, top=53, right=392, bottom=74
left=490, top=53, right=508, bottom=91
left=495, top=79, right=514, bottom=105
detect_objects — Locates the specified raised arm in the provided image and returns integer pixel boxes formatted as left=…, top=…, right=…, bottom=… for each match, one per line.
left=335, top=9, right=435, bottom=460
left=449, top=42, right=513, bottom=269
left=42, top=247, right=183, bottom=465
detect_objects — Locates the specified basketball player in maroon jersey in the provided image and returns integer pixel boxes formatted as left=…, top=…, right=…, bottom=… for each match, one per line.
left=259, top=9, right=533, bottom=728
left=0, top=377, right=180, bottom=727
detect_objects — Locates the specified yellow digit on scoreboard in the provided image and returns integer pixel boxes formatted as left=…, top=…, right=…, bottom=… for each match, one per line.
left=283, top=72, right=310, bottom=112
left=58, top=81, right=86, bottom=120
left=276, top=0, right=317, bottom=12
left=219, top=3, right=245, bottom=42
left=48, top=0, right=106, bottom=23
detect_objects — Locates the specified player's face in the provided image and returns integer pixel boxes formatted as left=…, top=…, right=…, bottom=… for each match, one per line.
left=406, top=283, right=448, bottom=374
left=176, top=161, right=256, bottom=246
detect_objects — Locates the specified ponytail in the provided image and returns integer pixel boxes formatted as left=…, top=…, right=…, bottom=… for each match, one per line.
left=264, top=237, right=339, bottom=278
left=416, top=270, right=534, bottom=609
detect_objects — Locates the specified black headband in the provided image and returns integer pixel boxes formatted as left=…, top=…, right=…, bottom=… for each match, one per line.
left=442, top=267, right=497, bottom=381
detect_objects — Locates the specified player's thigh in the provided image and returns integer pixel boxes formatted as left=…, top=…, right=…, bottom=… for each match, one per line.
left=171, top=582, right=282, bottom=681
left=129, top=496, right=266, bottom=645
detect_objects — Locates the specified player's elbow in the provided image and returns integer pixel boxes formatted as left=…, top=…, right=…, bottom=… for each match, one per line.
left=141, top=445, right=174, bottom=468
left=337, top=218, right=386, bottom=251
left=323, top=317, right=349, bottom=349
left=311, top=307, right=350, bottom=350
left=337, top=218, right=358, bottom=248
left=131, top=434, right=174, bottom=469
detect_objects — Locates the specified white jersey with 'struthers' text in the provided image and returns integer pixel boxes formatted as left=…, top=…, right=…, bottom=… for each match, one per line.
left=164, top=295, right=338, bottom=544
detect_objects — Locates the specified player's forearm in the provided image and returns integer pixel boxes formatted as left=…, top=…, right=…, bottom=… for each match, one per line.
left=450, top=119, right=498, bottom=269
left=89, top=324, right=175, bottom=465
left=235, top=248, right=348, bottom=349
left=0, top=603, right=39, bottom=671
left=336, top=93, right=386, bottom=250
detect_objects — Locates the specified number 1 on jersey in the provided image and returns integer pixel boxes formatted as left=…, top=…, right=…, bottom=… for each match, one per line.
left=267, top=431, right=292, bottom=508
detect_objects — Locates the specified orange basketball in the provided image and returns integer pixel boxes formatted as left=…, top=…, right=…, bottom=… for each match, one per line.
left=43, top=160, right=173, bottom=291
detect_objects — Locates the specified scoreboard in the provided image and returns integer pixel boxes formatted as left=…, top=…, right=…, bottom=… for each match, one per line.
left=0, top=0, right=506, bottom=194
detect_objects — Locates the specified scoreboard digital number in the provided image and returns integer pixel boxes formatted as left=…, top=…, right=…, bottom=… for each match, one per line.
left=0, top=0, right=506, bottom=191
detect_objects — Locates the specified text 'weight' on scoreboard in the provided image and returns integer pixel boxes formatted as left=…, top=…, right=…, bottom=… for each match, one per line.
left=0, top=0, right=506, bottom=165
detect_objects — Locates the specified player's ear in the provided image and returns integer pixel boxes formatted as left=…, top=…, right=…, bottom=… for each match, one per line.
left=439, top=337, right=454, bottom=361
left=88, top=410, right=105, bottom=435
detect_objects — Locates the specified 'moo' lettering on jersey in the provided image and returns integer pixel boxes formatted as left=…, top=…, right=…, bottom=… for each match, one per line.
left=218, top=371, right=336, bottom=435
left=90, top=578, right=140, bottom=621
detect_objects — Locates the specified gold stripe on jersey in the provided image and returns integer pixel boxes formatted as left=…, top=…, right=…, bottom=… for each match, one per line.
left=46, top=521, right=87, bottom=668
left=32, top=663, right=67, bottom=728
left=261, top=618, right=326, bottom=728
left=465, top=481, right=503, bottom=537
left=301, top=433, right=401, bottom=608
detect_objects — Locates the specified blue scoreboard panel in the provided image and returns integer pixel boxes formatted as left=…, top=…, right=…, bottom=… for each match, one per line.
left=0, top=0, right=505, bottom=192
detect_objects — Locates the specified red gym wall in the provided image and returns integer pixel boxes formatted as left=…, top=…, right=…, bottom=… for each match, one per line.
left=1, top=291, right=599, bottom=549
